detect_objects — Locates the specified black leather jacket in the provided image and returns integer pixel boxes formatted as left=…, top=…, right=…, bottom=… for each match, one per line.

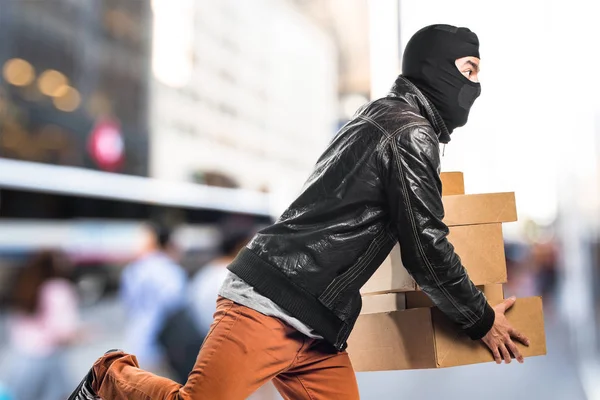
left=229, top=76, right=495, bottom=351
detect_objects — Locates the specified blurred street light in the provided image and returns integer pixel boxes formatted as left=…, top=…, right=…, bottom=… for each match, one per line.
left=2, top=58, right=35, bottom=87
left=53, top=86, right=81, bottom=112
left=38, top=69, right=69, bottom=97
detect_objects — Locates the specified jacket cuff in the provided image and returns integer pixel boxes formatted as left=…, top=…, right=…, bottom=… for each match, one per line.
left=464, top=302, right=495, bottom=340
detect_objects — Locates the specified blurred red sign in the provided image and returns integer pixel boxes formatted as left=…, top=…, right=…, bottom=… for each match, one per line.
left=88, top=119, right=124, bottom=171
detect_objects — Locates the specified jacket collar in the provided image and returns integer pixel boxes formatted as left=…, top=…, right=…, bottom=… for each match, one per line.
left=388, top=76, right=451, bottom=144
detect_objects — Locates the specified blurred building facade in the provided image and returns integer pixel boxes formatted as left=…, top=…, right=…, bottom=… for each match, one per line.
left=149, top=0, right=337, bottom=193
left=0, top=0, right=152, bottom=177
left=293, top=0, right=371, bottom=125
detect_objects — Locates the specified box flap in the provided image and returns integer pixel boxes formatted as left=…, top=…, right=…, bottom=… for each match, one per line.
left=347, top=308, right=436, bottom=371
left=441, top=172, right=465, bottom=196
left=432, top=296, right=546, bottom=368
left=442, top=192, right=517, bottom=226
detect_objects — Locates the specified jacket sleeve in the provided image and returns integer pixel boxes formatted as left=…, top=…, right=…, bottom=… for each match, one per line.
left=382, top=125, right=495, bottom=340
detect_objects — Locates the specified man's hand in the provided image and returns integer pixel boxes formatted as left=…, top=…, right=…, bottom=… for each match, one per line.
left=481, top=296, right=530, bottom=364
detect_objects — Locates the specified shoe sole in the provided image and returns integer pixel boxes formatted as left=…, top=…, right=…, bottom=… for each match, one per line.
left=67, top=367, right=93, bottom=400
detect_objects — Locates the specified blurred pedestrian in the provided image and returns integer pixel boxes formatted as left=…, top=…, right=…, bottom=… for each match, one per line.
left=504, top=241, right=537, bottom=298
left=6, top=250, right=81, bottom=400
left=119, top=223, right=186, bottom=372
left=532, top=239, right=559, bottom=299
left=188, top=218, right=257, bottom=336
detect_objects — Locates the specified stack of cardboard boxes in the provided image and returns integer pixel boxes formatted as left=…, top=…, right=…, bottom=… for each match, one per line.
left=347, top=172, right=547, bottom=371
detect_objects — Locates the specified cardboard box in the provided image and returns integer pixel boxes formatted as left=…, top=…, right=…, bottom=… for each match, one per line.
left=347, top=297, right=546, bottom=371
left=406, top=284, right=504, bottom=309
left=361, top=223, right=507, bottom=295
left=360, top=243, right=415, bottom=294
left=442, top=192, right=517, bottom=227
left=361, top=292, right=406, bottom=315
left=445, top=223, right=507, bottom=286
left=441, top=172, right=465, bottom=196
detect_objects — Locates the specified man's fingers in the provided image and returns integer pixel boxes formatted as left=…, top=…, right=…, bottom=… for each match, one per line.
left=510, top=328, right=530, bottom=346
left=501, top=296, right=517, bottom=312
left=499, top=343, right=511, bottom=364
left=490, top=345, right=502, bottom=364
left=506, top=339, right=524, bottom=364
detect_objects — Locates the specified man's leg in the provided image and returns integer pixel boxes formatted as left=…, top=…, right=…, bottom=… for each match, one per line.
left=273, top=339, right=360, bottom=400
left=92, top=297, right=307, bottom=400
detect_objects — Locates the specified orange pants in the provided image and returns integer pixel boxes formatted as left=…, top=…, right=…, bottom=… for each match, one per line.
left=92, top=297, right=360, bottom=399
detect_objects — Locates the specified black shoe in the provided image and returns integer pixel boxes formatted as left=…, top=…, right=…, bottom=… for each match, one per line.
left=68, top=349, right=122, bottom=400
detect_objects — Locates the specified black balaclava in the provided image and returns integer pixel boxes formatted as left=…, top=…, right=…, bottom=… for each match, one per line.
left=402, top=24, right=481, bottom=133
